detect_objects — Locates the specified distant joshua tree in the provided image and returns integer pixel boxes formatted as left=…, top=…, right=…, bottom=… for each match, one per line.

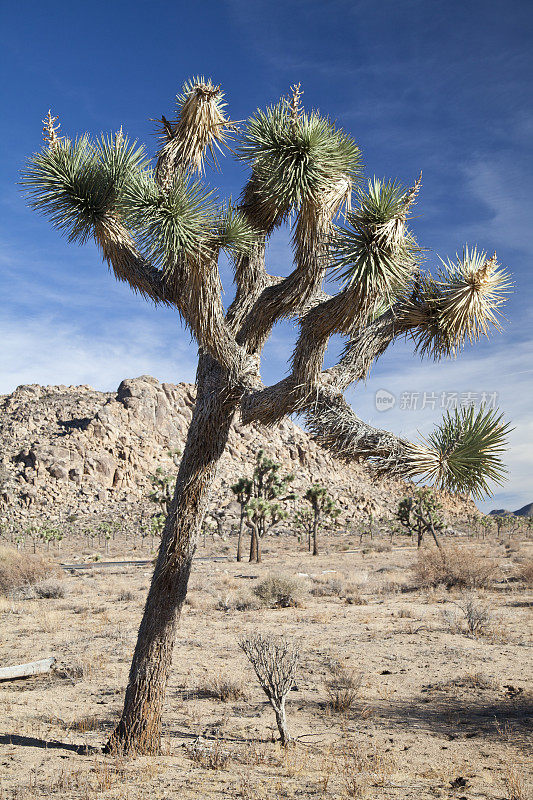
left=23, top=80, right=511, bottom=754
left=302, top=484, right=339, bottom=555
left=231, top=476, right=253, bottom=561
left=232, top=449, right=294, bottom=562
left=397, top=487, right=445, bottom=548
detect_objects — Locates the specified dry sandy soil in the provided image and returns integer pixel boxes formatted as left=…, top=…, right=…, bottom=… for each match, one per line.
left=0, top=531, right=531, bottom=800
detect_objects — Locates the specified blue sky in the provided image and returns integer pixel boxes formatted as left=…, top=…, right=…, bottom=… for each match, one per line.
left=1, top=0, right=531, bottom=512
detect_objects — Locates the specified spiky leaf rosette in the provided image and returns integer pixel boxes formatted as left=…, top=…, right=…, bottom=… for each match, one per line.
left=238, top=102, right=361, bottom=234
left=402, top=247, right=511, bottom=359
left=117, top=170, right=216, bottom=273
left=436, top=246, right=511, bottom=347
left=156, top=77, right=234, bottom=184
left=405, top=406, right=512, bottom=499
left=331, top=177, right=421, bottom=311
left=213, top=203, right=260, bottom=257
left=22, top=133, right=148, bottom=244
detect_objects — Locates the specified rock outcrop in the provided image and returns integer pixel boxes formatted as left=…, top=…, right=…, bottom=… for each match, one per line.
left=0, top=376, right=477, bottom=528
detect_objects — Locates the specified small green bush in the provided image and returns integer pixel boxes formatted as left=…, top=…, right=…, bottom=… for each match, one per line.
left=253, top=573, right=304, bottom=608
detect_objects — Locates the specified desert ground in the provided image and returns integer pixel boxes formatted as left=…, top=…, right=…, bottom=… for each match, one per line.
left=0, top=529, right=531, bottom=800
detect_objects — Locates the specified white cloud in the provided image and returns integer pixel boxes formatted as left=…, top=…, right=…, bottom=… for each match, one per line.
left=0, top=314, right=197, bottom=394
left=462, top=157, right=533, bottom=256
left=347, top=338, right=533, bottom=513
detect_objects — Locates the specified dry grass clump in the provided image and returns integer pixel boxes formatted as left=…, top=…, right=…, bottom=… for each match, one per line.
left=324, top=660, right=363, bottom=713
left=515, top=558, right=533, bottom=587
left=198, top=673, right=248, bottom=702
left=412, top=545, right=497, bottom=589
left=216, top=592, right=263, bottom=612
left=0, top=546, right=60, bottom=596
left=70, top=714, right=101, bottom=732
left=344, top=590, right=368, bottom=605
left=503, top=767, right=529, bottom=800
left=116, top=588, right=135, bottom=601
left=442, top=595, right=493, bottom=637
left=186, top=738, right=232, bottom=770
left=253, top=573, right=304, bottom=608
left=34, top=579, right=65, bottom=598
left=311, top=576, right=345, bottom=597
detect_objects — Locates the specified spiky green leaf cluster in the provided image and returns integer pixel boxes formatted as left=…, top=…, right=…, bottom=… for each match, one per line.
left=304, top=484, right=338, bottom=517
left=404, top=247, right=511, bottom=359
left=331, top=178, right=420, bottom=301
left=21, top=134, right=148, bottom=244
left=407, top=406, right=512, bottom=499
left=436, top=246, right=511, bottom=345
left=238, top=103, right=361, bottom=230
left=213, top=203, right=260, bottom=256
left=118, top=170, right=216, bottom=269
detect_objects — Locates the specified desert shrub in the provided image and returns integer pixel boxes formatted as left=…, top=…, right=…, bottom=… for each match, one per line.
left=199, top=674, right=248, bottom=702
left=516, top=558, right=533, bottom=587
left=412, top=546, right=497, bottom=589
left=253, top=573, right=304, bottom=608
left=34, top=579, right=65, bottom=599
left=442, top=595, right=492, bottom=637
left=324, top=660, right=363, bottom=713
left=216, top=592, right=262, bottom=612
left=240, top=633, right=299, bottom=745
left=345, top=591, right=367, bottom=605
left=117, top=589, right=135, bottom=601
left=0, top=546, right=59, bottom=596
left=311, top=576, right=344, bottom=597
left=186, top=739, right=231, bottom=770
left=54, top=662, right=86, bottom=681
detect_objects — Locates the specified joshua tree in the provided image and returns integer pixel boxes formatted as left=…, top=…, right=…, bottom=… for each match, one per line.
left=232, top=450, right=294, bottom=562
left=302, top=484, right=339, bottom=555
left=22, top=81, right=511, bottom=754
left=397, top=487, right=445, bottom=548
left=492, top=514, right=507, bottom=538
left=231, top=476, right=252, bottom=561
left=148, top=468, right=174, bottom=516
left=245, top=497, right=288, bottom=562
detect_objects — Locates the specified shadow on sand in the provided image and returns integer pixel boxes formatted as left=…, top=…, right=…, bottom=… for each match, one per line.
left=0, top=733, right=99, bottom=755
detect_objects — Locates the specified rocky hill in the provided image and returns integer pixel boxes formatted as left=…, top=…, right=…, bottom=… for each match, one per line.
left=489, top=502, right=533, bottom=518
left=0, top=376, right=477, bottom=530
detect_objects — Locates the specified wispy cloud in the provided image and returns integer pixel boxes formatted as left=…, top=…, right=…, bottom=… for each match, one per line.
left=0, top=314, right=197, bottom=394
left=347, top=337, right=533, bottom=513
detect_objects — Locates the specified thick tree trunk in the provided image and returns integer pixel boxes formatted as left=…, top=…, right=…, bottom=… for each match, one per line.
left=105, top=355, right=237, bottom=755
left=255, top=532, right=262, bottom=563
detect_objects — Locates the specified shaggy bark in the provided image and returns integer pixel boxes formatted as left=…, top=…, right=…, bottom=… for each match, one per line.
left=312, top=509, right=319, bottom=556
left=106, top=354, right=238, bottom=754
left=236, top=513, right=245, bottom=562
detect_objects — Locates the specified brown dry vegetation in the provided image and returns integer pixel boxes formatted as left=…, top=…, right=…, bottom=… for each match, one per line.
left=0, top=529, right=531, bottom=800
left=0, top=546, right=60, bottom=596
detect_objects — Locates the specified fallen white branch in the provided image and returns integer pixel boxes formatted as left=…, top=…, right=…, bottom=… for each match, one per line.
left=0, top=657, right=56, bottom=681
